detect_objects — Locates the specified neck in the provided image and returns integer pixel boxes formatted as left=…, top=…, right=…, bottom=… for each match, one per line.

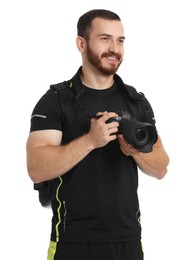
left=80, top=65, right=114, bottom=90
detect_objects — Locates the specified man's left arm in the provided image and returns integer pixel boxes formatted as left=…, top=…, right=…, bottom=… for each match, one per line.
left=118, top=134, right=170, bottom=179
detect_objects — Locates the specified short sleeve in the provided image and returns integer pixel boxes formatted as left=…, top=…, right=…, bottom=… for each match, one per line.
left=141, top=95, right=156, bottom=126
left=30, top=88, right=62, bottom=132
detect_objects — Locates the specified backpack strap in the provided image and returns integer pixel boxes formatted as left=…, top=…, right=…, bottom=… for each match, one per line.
left=50, top=78, right=90, bottom=144
left=114, top=74, right=152, bottom=122
left=50, top=80, right=73, bottom=144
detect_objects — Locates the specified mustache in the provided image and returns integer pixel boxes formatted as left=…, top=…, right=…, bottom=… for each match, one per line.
left=101, top=52, right=121, bottom=60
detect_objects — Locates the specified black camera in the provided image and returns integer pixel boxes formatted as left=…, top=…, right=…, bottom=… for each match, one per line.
left=106, top=111, right=157, bottom=153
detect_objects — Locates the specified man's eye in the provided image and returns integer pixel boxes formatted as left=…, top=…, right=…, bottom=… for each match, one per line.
left=118, top=39, right=125, bottom=44
left=101, top=37, right=109, bottom=41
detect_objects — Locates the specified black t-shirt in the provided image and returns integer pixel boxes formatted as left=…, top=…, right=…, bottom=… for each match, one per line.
left=30, top=72, right=156, bottom=243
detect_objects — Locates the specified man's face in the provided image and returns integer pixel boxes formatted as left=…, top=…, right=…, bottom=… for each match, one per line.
left=85, top=18, right=125, bottom=75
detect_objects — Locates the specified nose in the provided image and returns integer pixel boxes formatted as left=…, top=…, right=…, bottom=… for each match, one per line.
left=108, top=39, right=120, bottom=54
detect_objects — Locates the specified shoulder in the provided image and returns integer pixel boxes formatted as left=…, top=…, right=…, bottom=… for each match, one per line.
left=30, top=88, right=62, bottom=132
left=50, top=81, right=67, bottom=92
left=31, top=85, right=63, bottom=122
left=114, top=73, right=145, bottom=100
left=50, top=80, right=75, bottom=99
left=124, top=84, right=146, bottom=100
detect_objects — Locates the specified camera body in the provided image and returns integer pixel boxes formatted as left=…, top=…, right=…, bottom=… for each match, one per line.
left=102, top=111, right=157, bottom=153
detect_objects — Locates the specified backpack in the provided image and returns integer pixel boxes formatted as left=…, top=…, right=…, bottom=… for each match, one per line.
left=34, top=79, right=83, bottom=207
left=34, top=73, right=152, bottom=207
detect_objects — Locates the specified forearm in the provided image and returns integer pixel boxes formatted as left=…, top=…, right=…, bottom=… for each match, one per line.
left=118, top=134, right=170, bottom=179
left=27, top=134, right=94, bottom=183
left=132, top=144, right=170, bottom=179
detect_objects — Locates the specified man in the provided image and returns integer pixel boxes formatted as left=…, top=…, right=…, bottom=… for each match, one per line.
left=26, top=9, right=169, bottom=260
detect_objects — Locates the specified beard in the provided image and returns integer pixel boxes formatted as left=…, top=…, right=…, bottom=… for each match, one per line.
left=86, top=44, right=123, bottom=75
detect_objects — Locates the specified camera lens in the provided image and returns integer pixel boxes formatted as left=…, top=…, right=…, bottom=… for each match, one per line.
left=135, top=128, right=148, bottom=143
left=117, top=111, right=157, bottom=152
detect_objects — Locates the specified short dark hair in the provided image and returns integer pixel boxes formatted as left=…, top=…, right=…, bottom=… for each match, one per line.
left=77, top=9, right=121, bottom=39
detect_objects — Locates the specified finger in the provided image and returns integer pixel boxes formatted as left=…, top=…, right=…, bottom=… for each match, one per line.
left=102, top=112, right=118, bottom=122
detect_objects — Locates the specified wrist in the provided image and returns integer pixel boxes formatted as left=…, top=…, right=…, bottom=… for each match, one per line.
left=82, top=133, right=96, bottom=152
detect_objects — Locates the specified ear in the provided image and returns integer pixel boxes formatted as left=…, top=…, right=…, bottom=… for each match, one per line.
left=75, top=36, right=86, bottom=53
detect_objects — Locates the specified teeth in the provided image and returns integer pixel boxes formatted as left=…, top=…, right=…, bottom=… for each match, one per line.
left=107, top=57, right=117, bottom=60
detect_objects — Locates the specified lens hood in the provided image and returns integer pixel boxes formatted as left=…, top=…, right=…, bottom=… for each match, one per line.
left=108, top=111, right=158, bottom=153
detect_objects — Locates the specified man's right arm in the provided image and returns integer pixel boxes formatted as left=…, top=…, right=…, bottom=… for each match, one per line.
left=26, top=112, right=119, bottom=183
left=26, top=129, right=95, bottom=183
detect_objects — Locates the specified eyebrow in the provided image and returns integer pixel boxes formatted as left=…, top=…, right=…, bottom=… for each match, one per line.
left=98, top=33, right=125, bottom=41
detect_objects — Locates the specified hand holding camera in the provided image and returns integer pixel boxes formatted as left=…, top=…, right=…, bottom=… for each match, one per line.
left=95, top=111, right=157, bottom=153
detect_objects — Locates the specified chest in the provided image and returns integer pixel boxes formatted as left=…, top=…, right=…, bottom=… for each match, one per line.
left=61, top=87, right=141, bottom=144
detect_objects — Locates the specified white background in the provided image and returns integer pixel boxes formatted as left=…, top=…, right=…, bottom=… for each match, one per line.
left=1, top=0, right=195, bottom=259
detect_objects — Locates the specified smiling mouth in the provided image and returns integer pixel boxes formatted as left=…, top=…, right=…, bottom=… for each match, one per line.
left=105, top=56, right=120, bottom=63
left=107, top=56, right=118, bottom=60
left=102, top=51, right=121, bottom=61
